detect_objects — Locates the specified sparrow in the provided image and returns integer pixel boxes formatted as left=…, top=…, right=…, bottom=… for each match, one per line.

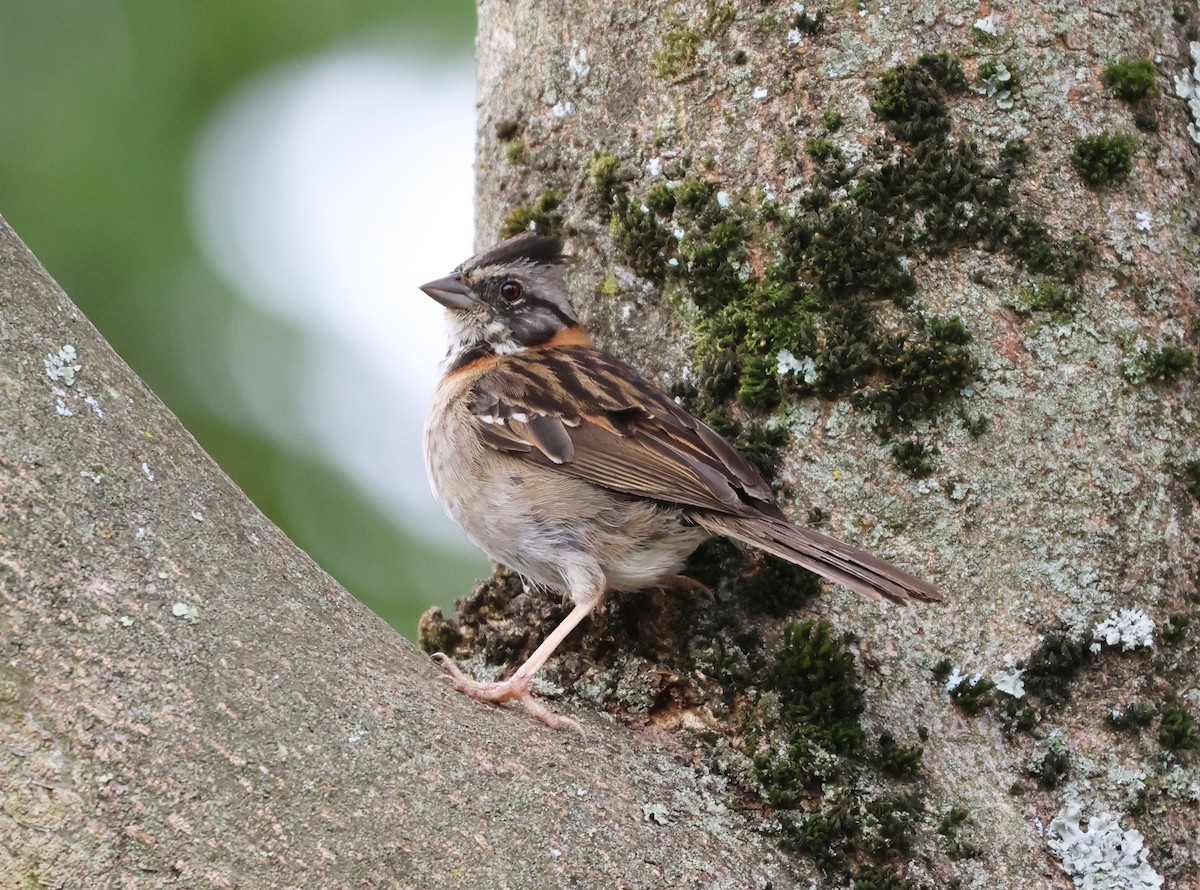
left=420, top=232, right=943, bottom=732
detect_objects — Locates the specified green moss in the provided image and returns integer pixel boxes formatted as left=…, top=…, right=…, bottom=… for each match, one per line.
left=1159, top=699, right=1200, bottom=752
left=1009, top=280, right=1080, bottom=320
left=931, top=658, right=953, bottom=684
left=730, top=418, right=791, bottom=478
left=653, top=2, right=734, bottom=77
left=503, top=137, right=529, bottom=165
left=822, top=108, right=844, bottom=131
left=971, top=23, right=1002, bottom=46
left=740, top=555, right=824, bottom=617
left=1127, top=344, right=1195, bottom=385
left=1134, top=109, right=1159, bottom=132
left=1006, top=219, right=1095, bottom=282
left=609, top=194, right=674, bottom=281
left=493, top=118, right=520, bottom=141
left=872, top=53, right=967, bottom=144
left=804, top=136, right=838, bottom=162
left=939, top=804, right=980, bottom=860
left=863, top=317, right=978, bottom=434
left=1071, top=133, right=1137, bottom=187
left=890, top=439, right=937, bottom=478
left=416, top=606, right=463, bottom=655
left=948, top=674, right=996, bottom=714
left=960, top=410, right=990, bottom=438
left=736, top=354, right=782, bottom=409
left=794, top=8, right=826, bottom=35
left=804, top=204, right=914, bottom=297
left=597, top=50, right=1084, bottom=483
left=876, top=732, right=923, bottom=780
left=653, top=27, right=702, bottom=77
left=1106, top=700, right=1156, bottom=733
left=1000, top=137, right=1030, bottom=164
left=645, top=182, right=677, bottom=216
left=706, top=0, right=737, bottom=33
left=774, top=790, right=924, bottom=882
left=1021, top=630, right=1093, bottom=707
left=1163, top=613, right=1190, bottom=645
left=500, top=190, right=563, bottom=238
left=939, top=806, right=970, bottom=837
left=1103, top=58, right=1157, bottom=102
left=1030, top=738, right=1071, bottom=789
left=587, top=148, right=622, bottom=217
left=768, top=620, right=866, bottom=755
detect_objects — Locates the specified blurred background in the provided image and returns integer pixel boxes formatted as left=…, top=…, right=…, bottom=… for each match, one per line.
left=0, top=0, right=488, bottom=634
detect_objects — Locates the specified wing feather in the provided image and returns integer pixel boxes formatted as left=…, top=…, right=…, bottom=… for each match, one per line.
left=467, top=344, right=772, bottom=514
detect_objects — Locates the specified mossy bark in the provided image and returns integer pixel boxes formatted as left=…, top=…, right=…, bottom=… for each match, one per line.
left=470, top=1, right=1200, bottom=886
left=0, top=216, right=805, bottom=886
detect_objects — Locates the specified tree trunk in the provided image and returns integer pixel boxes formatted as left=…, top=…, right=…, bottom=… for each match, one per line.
left=460, top=1, right=1200, bottom=887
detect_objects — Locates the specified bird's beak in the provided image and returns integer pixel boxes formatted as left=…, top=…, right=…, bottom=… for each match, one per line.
left=419, top=274, right=477, bottom=310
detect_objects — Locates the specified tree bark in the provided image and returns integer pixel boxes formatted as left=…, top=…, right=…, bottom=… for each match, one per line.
left=465, top=1, right=1200, bottom=887
left=0, top=215, right=805, bottom=887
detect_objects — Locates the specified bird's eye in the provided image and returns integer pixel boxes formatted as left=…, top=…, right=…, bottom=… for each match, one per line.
left=499, top=280, right=523, bottom=302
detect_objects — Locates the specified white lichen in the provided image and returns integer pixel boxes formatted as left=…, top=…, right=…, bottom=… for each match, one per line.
left=974, top=13, right=999, bottom=36
left=1173, top=41, right=1200, bottom=145
left=567, top=43, right=590, bottom=83
left=1090, top=608, right=1155, bottom=653
left=752, top=85, right=769, bottom=100
left=45, top=344, right=81, bottom=386
left=776, top=349, right=818, bottom=383
left=1134, top=211, right=1152, bottom=232
left=976, top=61, right=1015, bottom=109
left=641, top=802, right=672, bottom=825
left=171, top=602, right=201, bottom=622
left=945, top=667, right=982, bottom=692
left=993, top=656, right=1026, bottom=698
left=1047, top=804, right=1163, bottom=889
left=84, top=395, right=105, bottom=418
left=1162, top=765, right=1200, bottom=802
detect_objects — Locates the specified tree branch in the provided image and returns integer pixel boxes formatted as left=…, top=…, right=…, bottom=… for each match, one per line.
left=0, top=217, right=803, bottom=887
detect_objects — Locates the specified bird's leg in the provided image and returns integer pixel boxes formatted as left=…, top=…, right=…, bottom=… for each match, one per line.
left=432, top=573, right=607, bottom=735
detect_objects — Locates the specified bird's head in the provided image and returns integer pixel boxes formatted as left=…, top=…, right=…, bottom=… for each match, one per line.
left=420, top=233, right=578, bottom=357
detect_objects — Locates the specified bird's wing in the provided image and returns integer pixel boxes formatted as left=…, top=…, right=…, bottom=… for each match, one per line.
left=468, top=344, right=776, bottom=515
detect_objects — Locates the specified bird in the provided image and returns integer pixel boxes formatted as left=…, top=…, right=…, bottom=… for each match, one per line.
left=419, top=232, right=944, bottom=733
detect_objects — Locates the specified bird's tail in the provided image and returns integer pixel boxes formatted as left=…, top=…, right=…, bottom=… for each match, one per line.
left=692, top=514, right=944, bottom=605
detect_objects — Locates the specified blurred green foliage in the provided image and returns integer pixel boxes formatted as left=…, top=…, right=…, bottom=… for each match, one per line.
left=0, top=0, right=481, bottom=635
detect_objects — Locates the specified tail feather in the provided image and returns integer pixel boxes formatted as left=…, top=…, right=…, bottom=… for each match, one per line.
left=692, top=513, right=944, bottom=605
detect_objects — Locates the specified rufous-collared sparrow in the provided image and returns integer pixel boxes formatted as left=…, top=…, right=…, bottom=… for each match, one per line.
left=420, top=233, right=943, bottom=732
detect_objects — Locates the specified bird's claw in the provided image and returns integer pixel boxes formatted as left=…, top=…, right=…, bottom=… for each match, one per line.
left=430, top=652, right=585, bottom=739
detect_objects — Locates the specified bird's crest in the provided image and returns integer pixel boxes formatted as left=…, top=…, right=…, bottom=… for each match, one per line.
left=460, top=233, right=567, bottom=275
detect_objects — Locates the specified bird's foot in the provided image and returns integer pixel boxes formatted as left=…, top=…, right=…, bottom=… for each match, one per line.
left=431, top=653, right=585, bottom=739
